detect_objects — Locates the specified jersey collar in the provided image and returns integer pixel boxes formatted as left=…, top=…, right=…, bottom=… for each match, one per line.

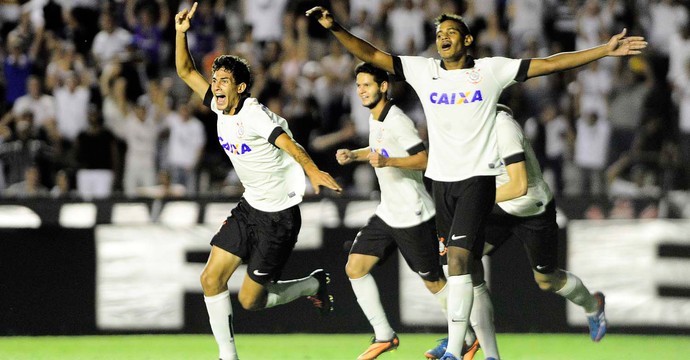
left=378, top=100, right=394, bottom=122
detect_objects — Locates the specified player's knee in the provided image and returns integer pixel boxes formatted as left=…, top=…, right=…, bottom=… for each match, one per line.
left=237, top=292, right=264, bottom=311
left=200, top=270, right=224, bottom=294
left=345, top=260, right=369, bottom=279
left=422, top=278, right=445, bottom=293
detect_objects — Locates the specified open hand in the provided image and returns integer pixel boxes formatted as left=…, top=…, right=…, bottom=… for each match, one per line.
left=305, top=6, right=334, bottom=29
left=308, top=170, right=343, bottom=194
left=175, top=2, right=198, bottom=33
left=606, top=28, right=647, bottom=56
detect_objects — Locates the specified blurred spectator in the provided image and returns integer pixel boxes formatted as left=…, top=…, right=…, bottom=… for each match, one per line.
left=121, top=98, right=163, bottom=198
left=0, top=111, right=52, bottom=187
left=124, top=0, right=169, bottom=78
left=74, top=105, right=119, bottom=200
left=53, top=71, right=90, bottom=143
left=575, top=0, right=611, bottom=52
left=50, top=168, right=76, bottom=199
left=186, top=0, right=226, bottom=65
left=242, top=0, right=289, bottom=45
left=3, top=165, right=49, bottom=198
left=11, top=75, right=56, bottom=133
left=528, top=103, right=573, bottom=196
left=386, top=0, right=426, bottom=55
left=45, top=40, right=88, bottom=92
left=3, top=34, right=34, bottom=107
left=606, top=153, right=662, bottom=199
left=91, top=12, right=132, bottom=70
left=505, top=0, right=545, bottom=56
left=477, top=13, right=508, bottom=56
left=574, top=112, right=611, bottom=196
left=161, top=102, right=205, bottom=195
left=573, top=61, right=612, bottom=121
left=608, top=57, right=653, bottom=164
left=648, top=0, right=687, bottom=57
left=667, top=22, right=690, bottom=86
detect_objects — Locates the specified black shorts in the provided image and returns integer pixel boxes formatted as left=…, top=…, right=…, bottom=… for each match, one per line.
left=350, top=215, right=442, bottom=282
left=484, top=200, right=559, bottom=274
left=210, top=198, right=301, bottom=284
left=433, top=176, right=496, bottom=258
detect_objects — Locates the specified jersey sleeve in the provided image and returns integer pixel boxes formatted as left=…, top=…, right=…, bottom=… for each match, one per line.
left=496, top=111, right=526, bottom=165
left=485, top=57, right=529, bottom=89
left=390, top=111, right=425, bottom=155
left=248, top=103, right=290, bottom=143
left=396, top=55, right=436, bottom=89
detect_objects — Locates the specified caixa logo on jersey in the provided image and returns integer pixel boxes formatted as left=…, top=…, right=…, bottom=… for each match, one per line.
left=370, top=147, right=389, bottom=158
left=218, top=136, right=252, bottom=155
left=429, top=90, right=483, bottom=105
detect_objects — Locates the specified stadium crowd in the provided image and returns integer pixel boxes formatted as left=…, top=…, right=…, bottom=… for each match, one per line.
left=0, top=0, right=688, bottom=204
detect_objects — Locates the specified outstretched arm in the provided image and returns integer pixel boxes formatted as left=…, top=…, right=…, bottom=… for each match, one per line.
left=275, top=133, right=343, bottom=194
left=526, top=28, right=647, bottom=79
left=306, top=6, right=394, bottom=74
left=175, top=2, right=209, bottom=99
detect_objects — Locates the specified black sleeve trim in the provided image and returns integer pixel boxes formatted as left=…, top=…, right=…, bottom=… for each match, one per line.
left=515, top=59, right=531, bottom=82
left=268, top=127, right=286, bottom=147
left=203, top=86, right=213, bottom=108
left=407, top=142, right=426, bottom=156
left=504, top=152, right=526, bottom=166
left=392, top=56, right=406, bottom=81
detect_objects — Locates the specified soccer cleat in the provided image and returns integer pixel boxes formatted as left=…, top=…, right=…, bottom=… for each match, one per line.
left=306, top=269, right=333, bottom=315
left=439, top=353, right=459, bottom=360
left=462, top=338, right=480, bottom=360
left=357, top=334, right=400, bottom=360
left=425, top=338, right=448, bottom=359
left=587, top=292, right=608, bottom=342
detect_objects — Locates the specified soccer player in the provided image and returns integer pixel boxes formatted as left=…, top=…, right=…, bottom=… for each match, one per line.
left=175, top=4, right=342, bottom=360
left=306, top=7, right=645, bottom=360
left=336, top=63, right=448, bottom=360
left=426, top=105, right=608, bottom=360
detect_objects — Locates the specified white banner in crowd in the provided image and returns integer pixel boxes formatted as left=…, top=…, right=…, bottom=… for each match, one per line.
left=568, top=220, right=690, bottom=327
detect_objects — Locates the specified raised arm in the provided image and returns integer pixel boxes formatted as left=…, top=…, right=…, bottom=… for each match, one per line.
left=175, top=2, right=209, bottom=99
left=526, top=28, right=647, bottom=79
left=306, top=6, right=394, bottom=74
left=274, top=133, right=343, bottom=194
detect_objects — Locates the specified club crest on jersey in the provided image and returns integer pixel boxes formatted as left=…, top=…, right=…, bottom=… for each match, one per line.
left=429, top=90, right=483, bottom=105
left=466, top=69, right=482, bottom=84
left=236, top=123, right=245, bottom=138
left=375, top=128, right=384, bottom=143
left=218, top=136, right=252, bottom=155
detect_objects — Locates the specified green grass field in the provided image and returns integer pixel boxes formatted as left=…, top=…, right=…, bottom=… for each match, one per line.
left=1, top=333, right=689, bottom=360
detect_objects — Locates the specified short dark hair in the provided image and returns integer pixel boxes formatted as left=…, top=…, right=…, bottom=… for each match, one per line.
left=212, top=55, right=252, bottom=90
left=434, top=13, right=471, bottom=36
left=354, top=62, right=389, bottom=85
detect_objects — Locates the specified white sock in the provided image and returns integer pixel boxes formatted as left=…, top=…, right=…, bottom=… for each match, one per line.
left=470, top=283, right=499, bottom=359
left=434, top=282, right=449, bottom=315
left=350, top=274, right=395, bottom=340
left=555, top=271, right=598, bottom=313
left=265, top=274, right=319, bottom=308
left=204, top=290, right=238, bottom=360
left=446, top=275, right=473, bottom=357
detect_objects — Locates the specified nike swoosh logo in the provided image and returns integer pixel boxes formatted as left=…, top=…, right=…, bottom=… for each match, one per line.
left=536, top=265, right=547, bottom=270
left=451, top=234, right=466, bottom=240
left=253, top=270, right=270, bottom=276
left=451, top=319, right=466, bottom=323
left=418, top=271, right=431, bottom=276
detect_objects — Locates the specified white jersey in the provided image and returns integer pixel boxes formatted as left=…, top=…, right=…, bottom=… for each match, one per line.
left=369, top=103, right=435, bottom=228
left=210, top=96, right=305, bottom=212
left=495, top=110, right=553, bottom=217
left=395, top=56, right=525, bottom=181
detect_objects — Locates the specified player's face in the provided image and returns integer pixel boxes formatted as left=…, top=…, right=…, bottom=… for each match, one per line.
left=356, top=72, right=384, bottom=109
left=435, top=20, right=469, bottom=61
left=211, top=68, right=244, bottom=114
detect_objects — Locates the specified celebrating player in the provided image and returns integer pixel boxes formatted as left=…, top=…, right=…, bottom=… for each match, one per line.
left=427, top=105, right=608, bottom=360
left=336, top=63, right=449, bottom=360
left=175, top=3, right=342, bottom=360
left=306, top=7, right=645, bottom=360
